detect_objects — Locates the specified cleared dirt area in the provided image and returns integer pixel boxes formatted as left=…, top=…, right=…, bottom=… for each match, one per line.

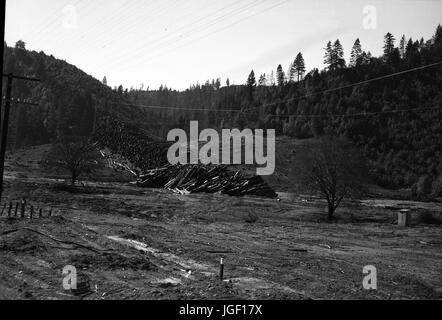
left=0, top=145, right=441, bottom=300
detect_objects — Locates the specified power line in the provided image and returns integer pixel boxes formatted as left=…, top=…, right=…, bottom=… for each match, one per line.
left=102, top=60, right=442, bottom=114
left=64, top=0, right=180, bottom=59
left=93, top=0, right=268, bottom=75
left=264, top=105, right=442, bottom=119
left=242, top=60, right=442, bottom=112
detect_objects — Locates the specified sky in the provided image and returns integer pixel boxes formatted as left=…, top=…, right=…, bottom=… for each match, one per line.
left=5, top=0, right=442, bottom=90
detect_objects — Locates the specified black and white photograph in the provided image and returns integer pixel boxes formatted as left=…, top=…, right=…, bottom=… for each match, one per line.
left=0, top=0, right=441, bottom=306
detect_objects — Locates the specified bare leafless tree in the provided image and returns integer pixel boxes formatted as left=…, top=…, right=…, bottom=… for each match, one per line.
left=53, top=136, right=98, bottom=185
left=294, top=136, right=368, bottom=221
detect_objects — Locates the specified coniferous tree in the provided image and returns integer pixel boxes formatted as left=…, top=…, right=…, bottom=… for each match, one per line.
left=226, top=78, right=230, bottom=86
left=399, top=35, right=406, bottom=59
left=333, top=39, right=346, bottom=69
left=246, top=70, right=256, bottom=101
left=324, top=41, right=333, bottom=69
left=258, top=74, right=267, bottom=86
left=350, top=38, right=363, bottom=67
left=295, top=52, right=306, bottom=81
left=102, top=76, right=108, bottom=86
left=268, top=71, right=275, bottom=86
left=15, top=40, right=26, bottom=50
left=383, top=32, right=396, bottom=61
left=276, top=64, right=285, bottom=86
left=288, top=62, right=295, bottom=83
left=246, top=70, right=256, bottom=87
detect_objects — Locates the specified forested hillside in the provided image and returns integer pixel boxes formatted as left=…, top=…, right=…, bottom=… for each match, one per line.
left=126, top=26, right=442, bottom=189
left=2, top=25, right=442, bottom=191
left=1, top=41, right=150, bottom=148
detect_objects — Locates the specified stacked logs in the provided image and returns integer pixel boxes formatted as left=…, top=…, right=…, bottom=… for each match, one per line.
left=137, top=165, right=278, bottom=198
left=93, top=117, right=171, bottom=171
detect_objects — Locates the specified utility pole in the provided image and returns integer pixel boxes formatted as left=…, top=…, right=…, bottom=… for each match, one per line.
left=0, top=73, right=40, bottom=202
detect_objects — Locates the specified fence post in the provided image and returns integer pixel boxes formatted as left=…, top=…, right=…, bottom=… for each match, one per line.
left=219, top=257, right=224, bottom=281
left=0, top=203, right=5, bottom=216
left=38, top=208, right=42, bottom=218
left=49, top=208, right=52, bottom=217
left=20, top=200, right=25, bottom=219
left=8, top=202, right=12, bottom=217
left=30, top=206, right=34, bottom=219
left=14, top=202, right=18, bottom=217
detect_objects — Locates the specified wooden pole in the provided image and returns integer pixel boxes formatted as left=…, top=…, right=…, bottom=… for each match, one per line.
left=30, top=205, right=34, bottom=219
left=0, top=74, right=13, bottom=203
left=0, top=73, right=40, bottom=203
left=7, top=201, right=12, bottom=217
left=219, top=257, right=224, bottom=281
left=20, top=199, right=25, bottom=219
left=14, top=202, right=18, bottom=217
left=38, top=208, right=42, bottom=218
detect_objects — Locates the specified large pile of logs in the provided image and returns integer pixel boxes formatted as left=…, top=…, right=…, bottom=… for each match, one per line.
left=137, top=165, right=278, bottom=198
left=93, top=117, right=171, bottom=171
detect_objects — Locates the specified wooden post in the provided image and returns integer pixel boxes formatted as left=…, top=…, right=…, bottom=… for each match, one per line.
left=20, top=199, right=25, bottom=219
left=8, top=201, right=12, bottom=217
left=38, top=208, right=42, bottom=218
left=1, top=203, right=5, bottom=216
left=14, top=202, right=18, bottom=217
left=30, top=206, right=34, bottom=219
left=49, top=208, right=52, bottom=217
left=219, top=257, right=224, bottom=281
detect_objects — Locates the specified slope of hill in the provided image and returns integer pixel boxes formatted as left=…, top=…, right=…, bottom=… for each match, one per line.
left=2, top=43, right=152, bottom=149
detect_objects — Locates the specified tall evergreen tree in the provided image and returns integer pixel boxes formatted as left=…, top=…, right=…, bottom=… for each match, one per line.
left=324, top=41, right=333, bottom=69
left=350, top=38, right=363, bottom=67
left=276, top=64, right=285, bottom=86
left=399, top=35, right=406, bottom=59
left=383, top=32, right=396, bottom=61
left=333, top=39, right=346, bottom=69
left=295, top=52, right=306, bottom=81
left=102, top=76, right=108, bottom=86
left=288, top=62, right=296, bottom=83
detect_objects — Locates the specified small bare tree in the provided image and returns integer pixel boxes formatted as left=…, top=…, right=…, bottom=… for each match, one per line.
left=53, top=136, right=98, bottom=185
left=294, top=136, right=368, bottom=221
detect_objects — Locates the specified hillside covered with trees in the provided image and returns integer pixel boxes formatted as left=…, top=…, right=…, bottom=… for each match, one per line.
left=2, top=25, right=442, bottom=192
left=126, top=25, right=442, bottom=190
left=1, top=41, right=150, bottom=148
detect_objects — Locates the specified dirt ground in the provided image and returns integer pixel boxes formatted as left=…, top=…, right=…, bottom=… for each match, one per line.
left=0, top=145, right=441, bottom=300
